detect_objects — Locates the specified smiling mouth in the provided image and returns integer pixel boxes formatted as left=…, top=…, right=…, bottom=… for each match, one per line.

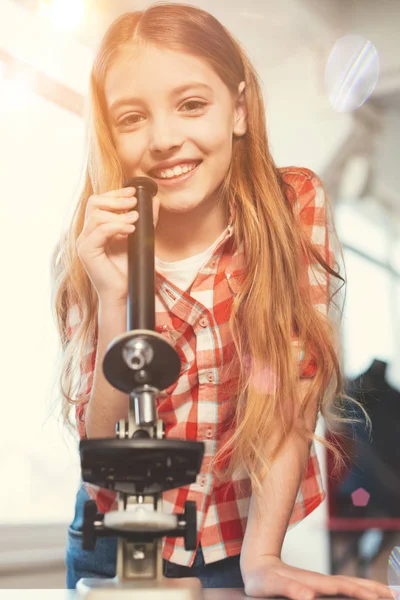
left=148, top=160, right=202, bottom=181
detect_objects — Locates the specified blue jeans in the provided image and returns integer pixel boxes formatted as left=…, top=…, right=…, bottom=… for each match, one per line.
left=66, top=483, right=244, bottom=589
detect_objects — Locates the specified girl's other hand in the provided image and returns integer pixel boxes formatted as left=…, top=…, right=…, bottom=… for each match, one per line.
left=76, top=186, right=160, bottom=307
left=241, top=556, right=394, bottom=600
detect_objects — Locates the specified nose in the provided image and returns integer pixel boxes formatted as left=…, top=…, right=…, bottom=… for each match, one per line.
left=148, top=115, right=183, bottom=153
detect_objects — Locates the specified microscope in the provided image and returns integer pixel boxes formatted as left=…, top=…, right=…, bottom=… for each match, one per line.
left=76, top=177, right=205, bottom=599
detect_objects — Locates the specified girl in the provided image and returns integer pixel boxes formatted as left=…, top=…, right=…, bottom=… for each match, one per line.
left=51, top=3, right=391, bottom=598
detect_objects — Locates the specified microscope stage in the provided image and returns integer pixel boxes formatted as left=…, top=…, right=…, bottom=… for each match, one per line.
left=80, top=438, right=204, bottom=493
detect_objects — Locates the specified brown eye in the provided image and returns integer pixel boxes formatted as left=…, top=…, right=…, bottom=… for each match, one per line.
left=119, top=114, right=144, bottom=126
left=181, top=100, right=207, bottom=112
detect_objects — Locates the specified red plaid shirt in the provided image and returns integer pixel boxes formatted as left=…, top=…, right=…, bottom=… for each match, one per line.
left=67, top=167, right=334, bottom=566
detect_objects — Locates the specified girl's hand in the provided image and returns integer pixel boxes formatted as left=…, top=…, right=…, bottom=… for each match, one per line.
left=241, top=556, right=394, bottom=600
left=76, top=186, right=160, bottom=306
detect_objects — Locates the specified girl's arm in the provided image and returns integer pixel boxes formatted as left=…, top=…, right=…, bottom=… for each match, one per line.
left=239, top=383, right=391, bottom=600
left=240, top=378, right=316, bottom=568
left=241, top=172, right=329, bottom=565
left=239, top=172, right=391, bottom=598
left=84, top=301, right=130, bottom=438
left=68, top=300, right=130, bottom=440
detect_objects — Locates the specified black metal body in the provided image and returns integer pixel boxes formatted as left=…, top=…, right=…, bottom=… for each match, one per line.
left=78, top=177, right=204, bottom=560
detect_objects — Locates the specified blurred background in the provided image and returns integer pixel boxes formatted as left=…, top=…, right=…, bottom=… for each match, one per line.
left=0, top=0, right=399, bottom=590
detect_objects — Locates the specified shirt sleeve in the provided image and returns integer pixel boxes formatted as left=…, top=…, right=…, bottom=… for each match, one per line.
left=289, top=170, right=336, bottom=379
left=66, top=302, right=96, bottom=440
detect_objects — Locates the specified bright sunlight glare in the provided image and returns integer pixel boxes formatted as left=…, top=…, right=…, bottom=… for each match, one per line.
left=39, top=0, right=85, bottom=32
left=0, top=70, right=34, bottom=110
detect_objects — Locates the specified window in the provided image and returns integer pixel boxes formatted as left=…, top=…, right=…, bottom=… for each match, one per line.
left=0, top=85, right=84, bottom=524
left=336, top=201, right=399, bottom=382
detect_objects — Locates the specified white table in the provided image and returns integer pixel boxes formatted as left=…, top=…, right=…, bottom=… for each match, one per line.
left=0, top=592, right=396, bottom=600
left=0, top=591, right=248, bottom=599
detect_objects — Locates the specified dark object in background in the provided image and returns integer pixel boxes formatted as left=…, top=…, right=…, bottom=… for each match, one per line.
left=336, top=359, right=400, bottom=518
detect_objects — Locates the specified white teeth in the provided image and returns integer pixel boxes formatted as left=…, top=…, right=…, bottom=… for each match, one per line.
left=158, top=163, right=197, bottom=179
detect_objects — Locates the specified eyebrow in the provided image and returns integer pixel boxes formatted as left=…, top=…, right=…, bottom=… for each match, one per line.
left=109, top=82, right=213, bottom=115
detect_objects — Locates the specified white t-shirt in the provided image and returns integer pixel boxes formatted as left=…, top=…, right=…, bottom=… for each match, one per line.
left=155, top=229, right=227, bottom=308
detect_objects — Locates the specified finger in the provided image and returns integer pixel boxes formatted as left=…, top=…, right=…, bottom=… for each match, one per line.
left=310, top=577, right=377, bottom=600
left=86, top=193, right=137, bottom=218
left=269, top=574, right=315, bottom=600
left=79, top=221, right=136, bottom=254
left=271, top=564, right=392, bottom=600
left=339, top=576, right=394, bottom=599
left=84, top=209, right=138, bottom=237
left=281, top=571, right=377, bottom=600
left=329, top=579, right=377, bottom=600
left=246, top=572, right=315, bottom=600
left=86, top=188, right=136, bottom=214
left=102, top=186, right=136, bottom=197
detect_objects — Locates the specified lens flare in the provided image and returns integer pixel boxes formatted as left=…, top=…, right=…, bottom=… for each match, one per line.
left=351, top=487, right=370, bottom=507
left=325, top=34, right=380, bottom=112
left=244, top=355, right=278, bottom=394
left=388, top=546, right=400, bottom=597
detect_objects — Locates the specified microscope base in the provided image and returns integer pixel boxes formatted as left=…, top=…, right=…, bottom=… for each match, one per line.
left=77, top=576, right=203, bottom=599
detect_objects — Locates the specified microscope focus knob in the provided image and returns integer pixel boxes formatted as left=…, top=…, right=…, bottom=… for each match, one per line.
left=183, top=501, right=197, bottom=551
left=82, top=500, right=98, bottom=551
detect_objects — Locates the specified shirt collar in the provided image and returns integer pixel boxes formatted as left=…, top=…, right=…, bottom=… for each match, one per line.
left=155, top=197, right=244, bottom=296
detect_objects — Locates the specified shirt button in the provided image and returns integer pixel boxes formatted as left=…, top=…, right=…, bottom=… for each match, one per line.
left=199, top=318, right=208, bottom=328
left=205, top=428, right=213, bottom=438
left=207, top=372, right=214, bottom=383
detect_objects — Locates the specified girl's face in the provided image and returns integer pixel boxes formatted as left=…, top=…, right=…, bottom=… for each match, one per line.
left=104, top=43, right=247, bottom=214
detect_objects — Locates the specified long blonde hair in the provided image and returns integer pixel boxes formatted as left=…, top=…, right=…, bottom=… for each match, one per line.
left=51, top=2, right=357, bottom=496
